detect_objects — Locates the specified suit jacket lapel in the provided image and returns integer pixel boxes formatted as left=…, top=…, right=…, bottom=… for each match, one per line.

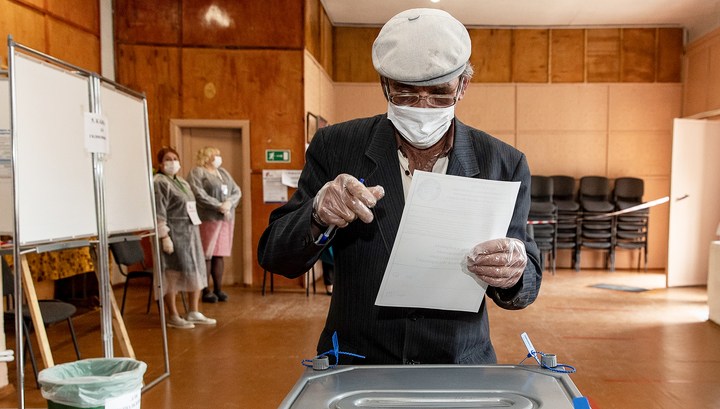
left=447, top=119, right=481, bottom=178
left=364, top=116, right=405, bottom=255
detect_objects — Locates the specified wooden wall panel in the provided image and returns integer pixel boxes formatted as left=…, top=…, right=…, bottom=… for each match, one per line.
left=657, top=28, right=683, bottom=82
left=115, top=44, right=181, bottom=153
left=333, top=26, right=682, bottom=85
left=320, top=6, right=333, bottom=76
left=609, top=84, right=681, bottom=131
left=512, top=29, right=548, bottom=83
left=304, top=0, right=320, bottom=60
left=182, top=0, right=303, bottom=48
left=622, top=28, right=656, bottom=82
left=456, top=84, right=515, bottom=133
left=709, top=41, right=720, bottom=111
left=47, top=0, right=99, bottom=34
left=468, top=29, right=512, bottom=83
left=0, top=0, right=46, bottom=66
left=47, top=17, right=100, bottom=72
left=587, top=29, right=621, bottom=82
left=114, top=0, right=180, bottom=44
left=180, top=48, right=305, bottom=170
left=333, top=27, right=380, bottom=82
left=683, top=48, right=709, bottom=116
left=551, top=29, right=584, bottom=83
left=607, top=131, right=672, bottom=178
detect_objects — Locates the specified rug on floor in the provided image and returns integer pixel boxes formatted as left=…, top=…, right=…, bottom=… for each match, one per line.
left=590, top=283, right=650, bottom=292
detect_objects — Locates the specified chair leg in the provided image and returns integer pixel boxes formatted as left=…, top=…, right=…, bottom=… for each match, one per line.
left=146, top=276, right=154, bottom=314
left=22, top=320, right=40, bottom=389
left=312, top=266, right=316, bottom=294
left=66, top=318, right=81, bottom=360
left=575, top=248, right=581, bottom=272
left=262, top=269, right=267, bottom=296
left=306, top=270, right=309, bottom=297
left=121, top=279, right=130, bottom=316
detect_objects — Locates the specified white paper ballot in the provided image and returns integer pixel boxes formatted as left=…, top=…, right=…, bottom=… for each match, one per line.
left=375, top=171, right=520, bottom=312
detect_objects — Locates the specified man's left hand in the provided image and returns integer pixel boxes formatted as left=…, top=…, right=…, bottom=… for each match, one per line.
left=466, top=238, right=527, bottom=289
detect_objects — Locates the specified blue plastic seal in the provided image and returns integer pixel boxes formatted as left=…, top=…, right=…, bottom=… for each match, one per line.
left=572, top=397, right=591, bottom=409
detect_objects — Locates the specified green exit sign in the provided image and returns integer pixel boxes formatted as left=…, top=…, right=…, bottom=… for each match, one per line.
left=266, top=149, right=291, bottom=163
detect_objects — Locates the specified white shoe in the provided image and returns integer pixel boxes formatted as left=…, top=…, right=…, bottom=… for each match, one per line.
left=167, top=315, right=195, bottom=329
left=186, top=311, right=217, bottom=325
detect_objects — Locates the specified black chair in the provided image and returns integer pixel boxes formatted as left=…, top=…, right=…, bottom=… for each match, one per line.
left=551, top=175, right=581, bottom=269
left=613, top=177, right=649, bottom=272
left=109, top=239, right=154, bottom=316
left=263, top=267, right=316, bottom=297
left=577, top=176, right=616, bottom=272
left=2, top=258, right=81, bottom=388
left=529, top=176, right=557, bottom=274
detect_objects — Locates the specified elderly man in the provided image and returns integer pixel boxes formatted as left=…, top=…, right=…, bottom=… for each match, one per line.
left=258, top=8, right=541, bottom=365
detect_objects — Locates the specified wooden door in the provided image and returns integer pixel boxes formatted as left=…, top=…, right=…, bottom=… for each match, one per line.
left=667, top=119, right=720, bottom=286
left=181, top=127, right=244, bottom=286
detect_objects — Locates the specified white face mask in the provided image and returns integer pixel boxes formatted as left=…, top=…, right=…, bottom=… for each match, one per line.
left=163, top=160, right=181, bottom=176
left=212, top=156, right=222, bottom=169
left=387, top=103, right=455, bottom=149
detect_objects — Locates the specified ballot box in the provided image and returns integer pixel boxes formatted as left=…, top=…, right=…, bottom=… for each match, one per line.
left=278, top=364, right=583, bottom=408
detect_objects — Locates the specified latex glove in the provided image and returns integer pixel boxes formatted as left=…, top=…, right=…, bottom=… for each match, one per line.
left=162, top=236, right=174, bottom=254
left=219, top=201, right=232, bottom=215
left=312, top=174, right=385, bottom=227
left=465, top=238, right=527, bottom=289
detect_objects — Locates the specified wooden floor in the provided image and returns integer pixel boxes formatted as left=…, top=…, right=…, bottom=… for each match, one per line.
left=1, top=268, right=719, bottom=409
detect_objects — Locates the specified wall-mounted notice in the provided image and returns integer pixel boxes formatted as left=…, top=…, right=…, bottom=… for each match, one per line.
left=281, top=170, right=302, bottom=188
left=84, top=112, right=110, bottom=153
left=262, top=170, right=288, bottom=203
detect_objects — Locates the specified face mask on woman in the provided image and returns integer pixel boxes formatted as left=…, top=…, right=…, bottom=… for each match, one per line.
left=212, top=156, right=222, bottom=169
left=387, top=103, right=455, bottom=149
left=163, top=160, right=181, bottom=176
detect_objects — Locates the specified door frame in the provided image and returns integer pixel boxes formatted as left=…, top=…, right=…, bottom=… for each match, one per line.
left=169, top=119, right=253, bottom=286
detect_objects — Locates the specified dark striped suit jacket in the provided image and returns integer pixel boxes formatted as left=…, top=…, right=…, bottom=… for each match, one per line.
left=258, top=114, right=541, bottom=364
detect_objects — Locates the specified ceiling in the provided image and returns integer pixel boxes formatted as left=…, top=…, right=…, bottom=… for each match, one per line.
left=321, top=0, right=720, bottom=43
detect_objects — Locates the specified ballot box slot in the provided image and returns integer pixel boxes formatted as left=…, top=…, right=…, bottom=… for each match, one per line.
left=333, top=391, right=535, bottom=408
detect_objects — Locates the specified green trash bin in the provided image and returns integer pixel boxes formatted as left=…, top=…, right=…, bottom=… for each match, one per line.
left=38, top=358, right=147, bottom=409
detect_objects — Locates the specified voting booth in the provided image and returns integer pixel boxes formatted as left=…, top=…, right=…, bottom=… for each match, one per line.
left=279, top=365, right=584, bottom=408
left=3, top=37, right=169, bottom=408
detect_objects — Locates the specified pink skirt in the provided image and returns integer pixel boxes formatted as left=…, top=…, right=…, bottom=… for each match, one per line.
left=198, top=220, right=234, bottom=259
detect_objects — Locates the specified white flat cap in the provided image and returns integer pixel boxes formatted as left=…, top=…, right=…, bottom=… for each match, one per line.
left=372, top=8, right=471, bottom=86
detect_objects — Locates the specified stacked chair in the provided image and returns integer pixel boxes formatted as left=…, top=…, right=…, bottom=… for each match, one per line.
left=577, top=176, right=616, bottom=272
left=613, top=177, right=649, bottom=272
left=550, top=175, right=581, bottom=270
left=528, top=176, right=557, bottom=274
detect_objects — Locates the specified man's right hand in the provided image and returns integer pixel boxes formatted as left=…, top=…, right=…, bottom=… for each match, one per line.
left=313, top=174, right=385, bottom=228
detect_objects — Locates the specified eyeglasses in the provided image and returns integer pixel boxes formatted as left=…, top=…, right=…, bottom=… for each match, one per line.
left=385, top=79, right=464, bottom=108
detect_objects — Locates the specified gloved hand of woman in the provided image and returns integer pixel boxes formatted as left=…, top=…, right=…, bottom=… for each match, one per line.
left=312, top=174, right=385, bottom=228
left=465, top=238, right=526, bottom=289
left=162, top=236, right=174, bottom=254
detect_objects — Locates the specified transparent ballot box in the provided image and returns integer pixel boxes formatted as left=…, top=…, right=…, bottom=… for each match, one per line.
left=278, top=364, right=583, bottom=409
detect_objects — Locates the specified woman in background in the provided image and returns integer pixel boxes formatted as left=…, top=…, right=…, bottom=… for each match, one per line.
left=188, top=147, right=242, bottom=303
left=154, top=146, right=217, bottom=328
